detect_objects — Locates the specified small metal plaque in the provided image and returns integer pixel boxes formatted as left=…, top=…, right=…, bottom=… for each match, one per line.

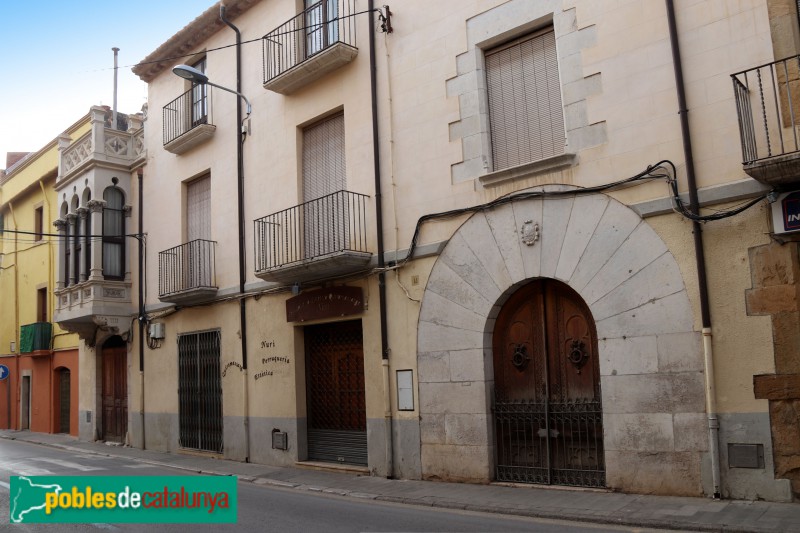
left=728, top=443, right=764, bottom=469
left=271, top=429, right=288, bottom=451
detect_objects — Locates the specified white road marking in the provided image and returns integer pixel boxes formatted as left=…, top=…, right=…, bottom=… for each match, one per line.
left=0, top=462, right=54, bottom=476
left=32, top=457, right=105, bottom=471
left=0, top=480, right=10, bottom=490
left=122, top=463, right=155, bottom=468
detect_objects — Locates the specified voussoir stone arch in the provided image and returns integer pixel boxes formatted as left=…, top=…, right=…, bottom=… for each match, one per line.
left=417, top=189, right=707, bottom=496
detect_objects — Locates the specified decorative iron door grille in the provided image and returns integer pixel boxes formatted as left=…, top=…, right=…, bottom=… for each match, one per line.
left=493, top=280, right=604, bottom=487
left=305, top=320, right=367, bottom=465
left=178, top=330, right=223, bottom=453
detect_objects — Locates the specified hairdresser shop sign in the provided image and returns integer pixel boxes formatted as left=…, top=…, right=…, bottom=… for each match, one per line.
left=9, top=475, right=236, bottom=524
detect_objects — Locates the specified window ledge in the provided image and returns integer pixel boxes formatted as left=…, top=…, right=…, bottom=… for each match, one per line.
left=479, top=153, right=577, bottom=188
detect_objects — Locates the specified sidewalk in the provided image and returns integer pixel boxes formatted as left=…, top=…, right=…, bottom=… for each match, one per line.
left=1, top=430, right=798, bottom=532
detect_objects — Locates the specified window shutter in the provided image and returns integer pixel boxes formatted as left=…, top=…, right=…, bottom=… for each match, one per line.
left=187, top=175, right=211, bottom=242
left=303, top=113, right=345, bottom=202
left=486, top=29, right=565, bottom=171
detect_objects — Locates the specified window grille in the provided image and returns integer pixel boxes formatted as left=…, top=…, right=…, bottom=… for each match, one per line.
left=178, top=330, right=223, bottom=453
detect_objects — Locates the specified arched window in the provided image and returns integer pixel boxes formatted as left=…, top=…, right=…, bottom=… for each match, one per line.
left=71, top=197, right=80, bottom=283
left=103, top=187, right=125, bottom=279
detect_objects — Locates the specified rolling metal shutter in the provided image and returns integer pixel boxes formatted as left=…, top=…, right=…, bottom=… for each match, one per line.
left=485, top=29, right=565, bottom=171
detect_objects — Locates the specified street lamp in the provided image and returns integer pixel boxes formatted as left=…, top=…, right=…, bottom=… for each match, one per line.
left=172, top=64, right=252, bottom=118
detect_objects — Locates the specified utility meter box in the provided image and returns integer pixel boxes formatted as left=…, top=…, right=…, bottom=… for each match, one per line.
left=771, top=191, right=800, bottom=235
left=149, top=322, right=166, bottom=339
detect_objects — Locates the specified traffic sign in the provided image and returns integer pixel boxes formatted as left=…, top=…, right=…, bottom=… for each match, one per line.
left=0, top=364, right=9, bottom=381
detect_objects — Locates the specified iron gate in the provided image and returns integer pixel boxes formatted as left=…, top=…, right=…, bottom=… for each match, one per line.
left=493, top=280, right=605, bottom=487
left=178, top=330, right=223, bottom=453
left=305, top=321, right=367, bottom=465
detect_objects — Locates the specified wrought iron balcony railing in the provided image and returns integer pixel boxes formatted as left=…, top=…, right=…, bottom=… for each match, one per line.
left=254, top=190, right=369, bottom=279
left=163, top=86, right=212, bottom=147
left=158, top=239, right=217, bottom=302
left=19, top=322, right=52, bottom=353
left=262, top=0, right=356, bottom=91
left=732, top=56, right=800, bottom=170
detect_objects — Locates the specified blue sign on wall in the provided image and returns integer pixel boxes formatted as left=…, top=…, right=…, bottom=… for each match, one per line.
left=0, top=364, right=9, bottom=381
left=783, top=192, right=800, bottom=231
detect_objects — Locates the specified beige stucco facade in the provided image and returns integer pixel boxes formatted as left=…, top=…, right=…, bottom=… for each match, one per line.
left=44, top=0, right=800, bottom=502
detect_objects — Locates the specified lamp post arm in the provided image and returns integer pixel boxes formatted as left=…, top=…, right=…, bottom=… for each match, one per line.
left=206, top=81, right=252, bottom=116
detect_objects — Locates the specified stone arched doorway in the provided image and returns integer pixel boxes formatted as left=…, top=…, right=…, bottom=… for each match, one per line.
left=493, top=279, right=603, bottom=487
left=417, top=191, right=707, bottom=496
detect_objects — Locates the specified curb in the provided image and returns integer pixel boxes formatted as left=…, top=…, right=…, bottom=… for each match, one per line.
left=0, top=433, right=782, bottom=533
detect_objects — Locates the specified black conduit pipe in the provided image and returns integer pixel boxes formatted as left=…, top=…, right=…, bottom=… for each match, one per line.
left=665, top=0, right=721, bottom=499
left=138, top=170, right=145, bottom=450
left=369, top=0, right=393, bottom=478
left=220, top=3, right=250, bottom=463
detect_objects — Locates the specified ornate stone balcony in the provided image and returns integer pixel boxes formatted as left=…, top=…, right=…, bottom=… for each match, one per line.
left=58, top=106, right=146, bottom=186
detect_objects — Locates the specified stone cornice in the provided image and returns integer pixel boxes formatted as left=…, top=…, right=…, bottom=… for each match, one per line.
left=132, top=0, right=262, bottom=82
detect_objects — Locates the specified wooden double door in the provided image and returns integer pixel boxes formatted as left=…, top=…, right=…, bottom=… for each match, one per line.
left=493, top=279, right=605, bottom=487
left=102, top=338, right=128, bottom=443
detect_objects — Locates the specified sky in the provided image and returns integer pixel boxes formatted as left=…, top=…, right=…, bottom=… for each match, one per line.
left=0, top=0, right=218, bottom=168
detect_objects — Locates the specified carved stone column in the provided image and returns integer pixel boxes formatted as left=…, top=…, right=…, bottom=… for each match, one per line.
left=66, top=214, right=78, bottom=286
left=87, top=199, right=106, bottom=280
left=76, top=207, right=89, bottom=282
left=53, top=219, right=67, bottom=290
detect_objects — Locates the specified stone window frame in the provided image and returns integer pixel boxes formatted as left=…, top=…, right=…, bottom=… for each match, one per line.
left=447, top=0, right=605, bottom=188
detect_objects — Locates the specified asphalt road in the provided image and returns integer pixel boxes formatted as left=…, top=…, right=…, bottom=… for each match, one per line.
left=0, top=438, right=679, bottom=532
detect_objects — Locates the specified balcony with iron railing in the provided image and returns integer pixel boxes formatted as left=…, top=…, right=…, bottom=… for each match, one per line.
left=19, top=322, right=52, bottom=354
left=262, top=0, right=357, bottom=94
left=732, top=55, right=800, bottom=186
left=254, top=190, right=371, bottom=283
left=163, top=86, right=215, bottom=155
left=159, top=239, right=218, bottom=304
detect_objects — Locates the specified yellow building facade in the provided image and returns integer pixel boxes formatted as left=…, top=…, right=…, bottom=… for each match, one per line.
left=0, top=113, right=90, bottom=435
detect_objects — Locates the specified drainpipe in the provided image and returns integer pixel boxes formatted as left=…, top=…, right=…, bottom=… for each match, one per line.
left=9, top=203, right=19, bottom=430
left=38, top=180, right=54, bottom=433
left=665, top=0, right=721, bottom=499
left=368, top=0, right=393, bottom=478
left=220, top=3, right=250, bottom=463
left=138, top=170, right=145, bottom=449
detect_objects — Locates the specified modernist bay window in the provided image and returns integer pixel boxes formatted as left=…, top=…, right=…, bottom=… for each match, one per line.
left=53, top=105, right=143, bottom=340
left=56, top=187, right=128, bottom=288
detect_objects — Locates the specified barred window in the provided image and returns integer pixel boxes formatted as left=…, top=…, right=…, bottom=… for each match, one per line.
left=485, top=28, right=566, bottom=171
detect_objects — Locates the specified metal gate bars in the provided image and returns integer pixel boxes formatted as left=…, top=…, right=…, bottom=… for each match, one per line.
left=178, top=330, right=223, bottom=453
left=494, top=397, right=605, bottom=487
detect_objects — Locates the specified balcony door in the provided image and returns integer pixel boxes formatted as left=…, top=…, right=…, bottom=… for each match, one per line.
left=305, top=0, right=338, bottom=57
left=185, top=176, right=211, bottom=291
left=302, top=113, right=346, bottom=261
left=191, top=57, right=208, bottom=127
